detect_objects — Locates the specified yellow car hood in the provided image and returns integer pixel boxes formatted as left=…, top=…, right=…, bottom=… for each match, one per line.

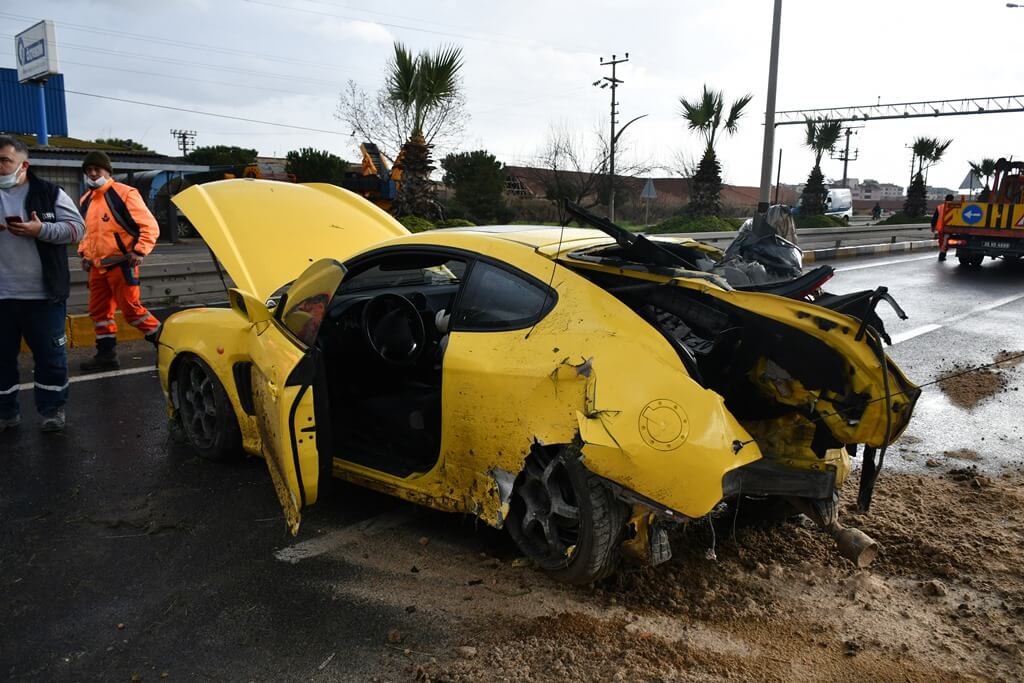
left=173, top=179, right=408, bottom=300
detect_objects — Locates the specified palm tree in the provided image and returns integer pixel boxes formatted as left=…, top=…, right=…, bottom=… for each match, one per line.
left=678, top=85, right=752, bottom=216
left=968, top=157, right=997, bottom=194
left=386, top=42, right=463, bottom=219
left=799, top=119, right=842, bottom=215
left=904, top=137, right=953, bottom=217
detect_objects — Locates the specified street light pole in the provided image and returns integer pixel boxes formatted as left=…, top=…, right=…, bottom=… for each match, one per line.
left=757, top=0, right=783, bottom=214
left=597, top=53, right=629, bottom=222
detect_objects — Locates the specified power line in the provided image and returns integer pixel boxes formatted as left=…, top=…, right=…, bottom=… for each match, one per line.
left=63, top=89, right=345, bottom=135
left=20, top=38, right=352, bottom=88
left=240, top=0, right=594, bottom=51
left=56, top=58, right=315, bottom=96
left=0, top=10, right=347, bottom=72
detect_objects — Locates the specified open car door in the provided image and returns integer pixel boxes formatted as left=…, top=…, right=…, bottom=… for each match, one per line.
left=241, top=259, right=346, bottom=534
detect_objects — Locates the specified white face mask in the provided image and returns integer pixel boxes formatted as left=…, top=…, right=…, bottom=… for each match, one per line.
left=84, top=175, right=108, bottom=189
left=0, top=166, right=22, bottom=189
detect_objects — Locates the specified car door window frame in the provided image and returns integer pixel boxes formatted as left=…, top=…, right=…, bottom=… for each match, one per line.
left=449, top=257, right=558, bottom=333
left=337, top=245, right=557, bottom=334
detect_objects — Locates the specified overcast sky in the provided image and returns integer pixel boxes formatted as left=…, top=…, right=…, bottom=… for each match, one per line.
left=3, top=1, right=1022, bottom=192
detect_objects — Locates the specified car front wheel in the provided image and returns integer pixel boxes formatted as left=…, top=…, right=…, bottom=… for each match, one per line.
left=506, top=443, right=628, bottom=585
left=173, top=354, right=241, bottom=461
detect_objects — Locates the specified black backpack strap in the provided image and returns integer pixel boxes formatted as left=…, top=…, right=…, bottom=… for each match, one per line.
left=80, top=193, right=92, bottom=217
left=103, top=187, right=142, bottom=240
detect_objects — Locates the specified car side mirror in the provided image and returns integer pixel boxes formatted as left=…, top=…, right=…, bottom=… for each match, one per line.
left=229, top=288, right=273, bottom=325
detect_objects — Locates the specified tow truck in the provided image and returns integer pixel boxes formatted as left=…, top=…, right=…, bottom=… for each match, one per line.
left=937, top=157, right=1024, bottom=267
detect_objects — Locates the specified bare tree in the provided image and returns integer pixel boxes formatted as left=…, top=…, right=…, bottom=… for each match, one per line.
left=529, top=123, right=651, bottom=224
left=335, top=79, right=468, bottom=161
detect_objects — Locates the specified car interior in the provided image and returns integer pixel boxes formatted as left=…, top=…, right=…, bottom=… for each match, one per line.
left=289, top=252, right=466, bottom=478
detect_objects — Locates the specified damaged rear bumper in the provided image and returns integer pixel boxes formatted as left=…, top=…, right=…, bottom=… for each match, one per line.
left=721, top=458, right=837, bottom=501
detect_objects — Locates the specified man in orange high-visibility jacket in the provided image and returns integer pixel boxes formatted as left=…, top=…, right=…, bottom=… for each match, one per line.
left=78, top=151, right=161, bottom=372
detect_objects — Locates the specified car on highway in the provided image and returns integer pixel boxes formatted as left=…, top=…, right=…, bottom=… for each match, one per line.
left=159, top=179, right=919, bottom=584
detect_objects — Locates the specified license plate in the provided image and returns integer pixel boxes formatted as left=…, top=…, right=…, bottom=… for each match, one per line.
left=982, top=241, right=1011, bottom=249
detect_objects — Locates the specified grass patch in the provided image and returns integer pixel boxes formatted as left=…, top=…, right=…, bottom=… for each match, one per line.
left=646, top=214, right=739, bottom=234
left=398, top=216, right=435, bottom=233
left=793, top=214, right=847, bottom=229
left=434, top=218, right=476, bottom=228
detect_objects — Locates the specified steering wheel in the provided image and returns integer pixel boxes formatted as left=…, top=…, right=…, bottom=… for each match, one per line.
left=361, top=293, right=426, bottom=365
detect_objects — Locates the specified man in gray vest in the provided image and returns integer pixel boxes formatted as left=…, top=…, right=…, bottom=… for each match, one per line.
left=0, top=136, right=85, bottom=432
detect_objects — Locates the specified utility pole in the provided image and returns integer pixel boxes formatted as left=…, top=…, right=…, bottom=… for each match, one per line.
left=757, top=0, right=783, bottom=214
left=595, top=53, right=628, bottom=222
left=830, top=125, right=862, bottom=187
left=170, top=129, right=196, bottom=157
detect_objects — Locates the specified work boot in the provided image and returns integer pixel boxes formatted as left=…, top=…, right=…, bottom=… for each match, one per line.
left=0, top=414, right=20, bottom=433
left=144, top=326, right=162, bottom=345
left=81, top=350, right=120, bottom=373
left=40, top=408, right=65, bottom=433
left=938, top=252, right=947, bottom=262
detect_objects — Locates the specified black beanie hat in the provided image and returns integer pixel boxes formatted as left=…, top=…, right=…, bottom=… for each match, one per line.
left=82, top=150, right=113, bottom=174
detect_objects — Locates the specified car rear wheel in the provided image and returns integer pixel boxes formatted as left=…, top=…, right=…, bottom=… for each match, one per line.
left=506, top=443, right=628, bottom=585
left=173, top=354, right=241, bottom=461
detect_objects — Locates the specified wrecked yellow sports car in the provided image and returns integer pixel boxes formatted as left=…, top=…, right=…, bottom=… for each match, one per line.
left=159, top=179, right=919, bottom=584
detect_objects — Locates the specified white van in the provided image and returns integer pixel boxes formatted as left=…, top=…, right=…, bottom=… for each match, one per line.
left=824, top=188, right=853, bottom=223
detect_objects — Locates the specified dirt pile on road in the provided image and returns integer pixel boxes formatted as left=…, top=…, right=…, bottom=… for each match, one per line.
left=937, top=349, right=1023, bottom=408
left=402, top=471, right=1024, bottom=683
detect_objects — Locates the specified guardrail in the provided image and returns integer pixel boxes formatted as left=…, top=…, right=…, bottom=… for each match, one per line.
left=64, top=224, right=933, bottom=314
left=664, top=223, right=934, bottom=250
left=67, top=260, right=232, bottom=314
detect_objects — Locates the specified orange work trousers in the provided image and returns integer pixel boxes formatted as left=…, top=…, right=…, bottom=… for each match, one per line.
left=87, top=263, right=161, bottom=345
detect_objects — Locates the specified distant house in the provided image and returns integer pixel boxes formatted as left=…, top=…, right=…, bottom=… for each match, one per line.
left=502, top=164, right=798, bottom=221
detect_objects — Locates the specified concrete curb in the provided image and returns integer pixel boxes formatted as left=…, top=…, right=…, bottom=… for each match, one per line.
left=804, top=238, right=937, bottom=264
left=44, top=238, right=940, bottom=351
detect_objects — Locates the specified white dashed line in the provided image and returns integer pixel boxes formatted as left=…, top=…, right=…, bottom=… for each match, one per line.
left=834, top=254, right=935, bottom=272
left=890, top=291, right=1024, bottom=345
left=16, top=365, right=156, bottom=392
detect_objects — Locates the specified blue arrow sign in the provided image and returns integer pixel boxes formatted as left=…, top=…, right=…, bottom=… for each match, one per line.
left=961, top=205, right=984, bottom=225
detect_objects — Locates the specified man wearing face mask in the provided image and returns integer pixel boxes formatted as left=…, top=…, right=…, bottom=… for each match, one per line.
left=0, top=135, right=85, bottom=433
left=78, top=151, right=161, bottom=372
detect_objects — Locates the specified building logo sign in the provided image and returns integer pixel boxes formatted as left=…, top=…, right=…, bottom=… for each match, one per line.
left=14, top=20, right=59, bottom=83
left=17, top=36, right=46, bottom=67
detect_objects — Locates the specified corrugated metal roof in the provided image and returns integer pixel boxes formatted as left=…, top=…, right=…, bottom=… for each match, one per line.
left=0, top=68, right=68, bottom=136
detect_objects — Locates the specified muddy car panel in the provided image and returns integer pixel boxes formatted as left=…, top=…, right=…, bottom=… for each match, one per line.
left=164, top=180, right=919, bottom=575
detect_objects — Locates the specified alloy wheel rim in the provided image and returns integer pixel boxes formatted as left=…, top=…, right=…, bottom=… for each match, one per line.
left=179, top=360, right=218, bottom=449
left=514, top=452, right=581, bottom=560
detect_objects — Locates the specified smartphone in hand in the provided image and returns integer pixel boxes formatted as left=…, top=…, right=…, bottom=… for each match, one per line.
left=2, top=216, right=22, bottom=231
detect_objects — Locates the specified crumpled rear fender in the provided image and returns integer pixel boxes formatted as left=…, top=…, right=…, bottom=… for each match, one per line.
left=572, top=352, right=762, bottom=520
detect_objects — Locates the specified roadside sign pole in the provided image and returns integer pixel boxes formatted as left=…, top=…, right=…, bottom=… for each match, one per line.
left=774, top=148, right=782, bottom=204
left=36, top=81, right=48, bottom=146
left=639, top=178, right=657, bottom=227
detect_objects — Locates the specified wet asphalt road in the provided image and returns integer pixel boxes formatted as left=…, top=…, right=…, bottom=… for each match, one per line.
left=0, top=345, right=476, bottom=682
left=2, top=251, right=1023, bottom=681
left=829, top=252, right=1024, bottom=474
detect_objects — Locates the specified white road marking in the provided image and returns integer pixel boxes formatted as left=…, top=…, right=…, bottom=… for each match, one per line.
left=890, top=291, right=1024, bottom=345
left=274, top=510, right=417, bottom=564
left=890, top=324, right=942, bottom=345
left=16, top=365, right=156, bottom=392
left=834, top=254, right=935, bottom=272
